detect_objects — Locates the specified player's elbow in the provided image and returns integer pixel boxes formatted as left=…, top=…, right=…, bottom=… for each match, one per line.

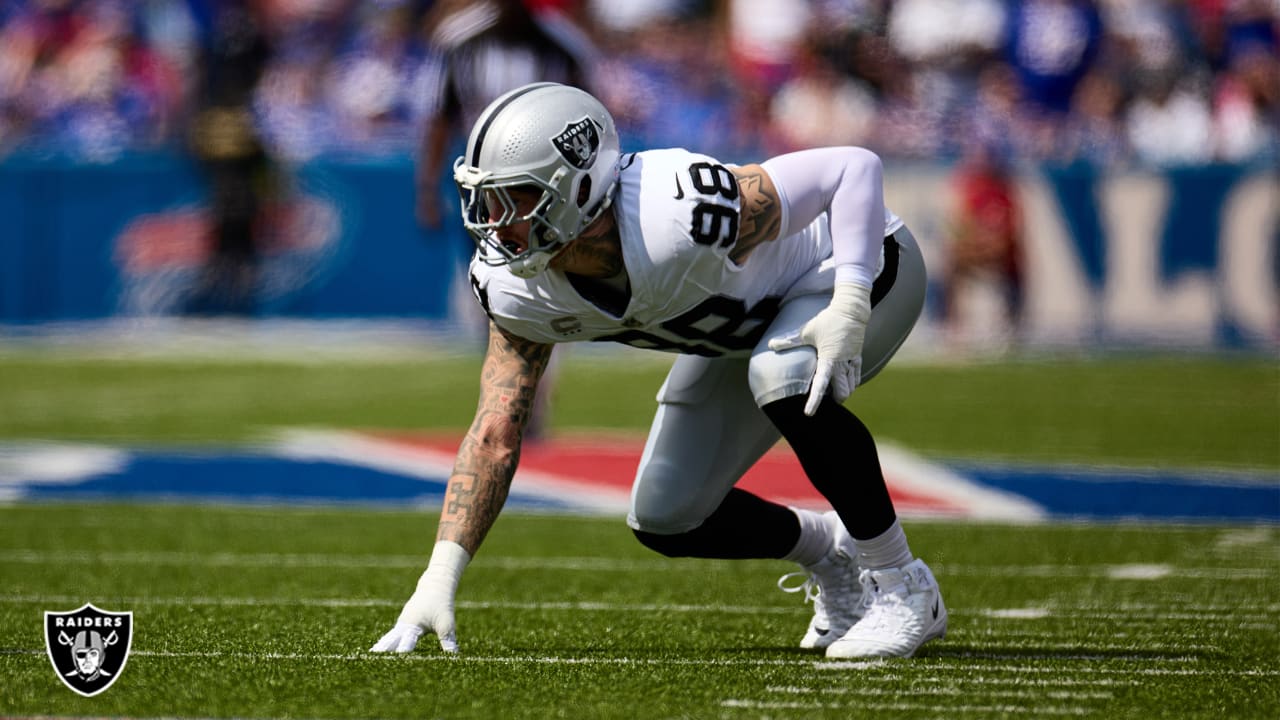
left=838, top=146, right=883, bottom=184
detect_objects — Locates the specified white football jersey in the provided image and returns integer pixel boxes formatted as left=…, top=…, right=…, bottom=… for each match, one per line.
left=469, top=148, right=902, bottom=357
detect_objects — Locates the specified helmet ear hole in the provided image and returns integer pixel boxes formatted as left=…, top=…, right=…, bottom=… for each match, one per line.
left=576, top=175, right=592, bottom=207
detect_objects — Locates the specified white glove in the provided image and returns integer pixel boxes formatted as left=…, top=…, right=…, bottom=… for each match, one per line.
left=768, top=282, right=872, bottom=416
left=370, top=541, right=471, bottom=654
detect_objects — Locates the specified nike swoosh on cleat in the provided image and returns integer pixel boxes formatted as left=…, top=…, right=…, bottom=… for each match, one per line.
left=673, top=174, right=684, bottom=200
left=931, top=599, right=940, bottom=619
left=814, top=627, right=830, bottom=636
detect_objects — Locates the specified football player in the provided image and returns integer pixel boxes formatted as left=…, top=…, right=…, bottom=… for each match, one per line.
left=371, top=82, right=947, bottom=659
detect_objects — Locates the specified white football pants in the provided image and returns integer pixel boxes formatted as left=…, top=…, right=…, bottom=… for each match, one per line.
left=627, top=227, right=927, bottom=534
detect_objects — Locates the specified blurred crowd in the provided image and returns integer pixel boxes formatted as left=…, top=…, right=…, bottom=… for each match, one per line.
left=0, top=0, right=1276, bottom=168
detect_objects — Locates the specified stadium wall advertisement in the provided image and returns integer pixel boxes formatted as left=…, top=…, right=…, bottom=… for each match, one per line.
left=1, top=155, right=1275, bottom=349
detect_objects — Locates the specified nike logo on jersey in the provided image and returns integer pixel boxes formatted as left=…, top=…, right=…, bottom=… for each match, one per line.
left=673, top=173, right=684, bottom=200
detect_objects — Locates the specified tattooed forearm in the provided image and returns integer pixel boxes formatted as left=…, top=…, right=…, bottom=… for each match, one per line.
left=730, top=164, right=783, bottom=264
left=436, top=323, right=552, bottom=554
left=436, top=472, right=507, bottom=552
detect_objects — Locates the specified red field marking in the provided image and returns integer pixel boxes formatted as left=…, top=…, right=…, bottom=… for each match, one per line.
left=376, top=432, right=954, bottom=513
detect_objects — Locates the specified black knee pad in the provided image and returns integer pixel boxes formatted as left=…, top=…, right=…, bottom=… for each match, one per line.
left=630, top=488, right=801, bottom=560
left=632, top=528, right=694, bottom=558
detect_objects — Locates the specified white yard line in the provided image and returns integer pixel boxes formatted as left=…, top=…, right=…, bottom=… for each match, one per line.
left=817, top=659, right=1280, bottom=677
left=764, top=685, right=1114, bottom=700
left=721, top=699, right=1093, bottom=715
left=1, top=593, right=1275, bottom=624
left=767, top=676, right=1127, bottom=688
left=0, top=593, right=796, bottom=615
left=1, top=549, right=1274, bottom=581
left=4, top=647, right=1277, bottom=677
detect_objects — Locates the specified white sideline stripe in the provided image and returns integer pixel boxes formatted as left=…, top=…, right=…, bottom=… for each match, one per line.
left=0, top=549, right=660, bottom=571
left=939, top=564, right=1272, bottom=581
left=0, top=594, right=795, bottom=615
left=978, top=607, right=1051, bottom=619
left=1, top=549, right=1274, bottom=582
left=722, top=699, right=1090, bottom=715
left=4, top=648, right=1277, bottom=677
left=765, top=685, right=1114, bottom=700
left=959, top=639, right=1222, bottom=652
left=0, top=648, right=826, bottom=667
left=820, top=659, right=1280, bottom=677
left=1214, top=528, right=1274, bottom=548
left=1, top=594, right=1276, bottom=624
left=769, top=676, right=1126, bottom=688
left=5, top=648, right=1275, bottom=678
left=1107, top=563, right=1173, bottom=579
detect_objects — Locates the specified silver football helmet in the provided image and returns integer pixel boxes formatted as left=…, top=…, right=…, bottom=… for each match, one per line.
left=454, top=82, right=621, bottom=278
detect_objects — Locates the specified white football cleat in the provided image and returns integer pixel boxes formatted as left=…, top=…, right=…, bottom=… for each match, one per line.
left=777, top=512, right=865, bottom=649
left=825, top=558, right=947, bottom=659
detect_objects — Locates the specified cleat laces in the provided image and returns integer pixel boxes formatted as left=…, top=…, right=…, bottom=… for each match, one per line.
left=777, top=571, right=822, bottom=605
left=854, top=571, right=918, bottom=636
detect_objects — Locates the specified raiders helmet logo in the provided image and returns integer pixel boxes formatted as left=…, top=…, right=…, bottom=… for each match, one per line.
left=44, top=603, right=133, bottom=697
left=551, top=117, right=602, bottom=169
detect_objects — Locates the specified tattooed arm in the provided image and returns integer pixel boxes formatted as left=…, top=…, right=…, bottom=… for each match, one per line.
left=730, top=163, right=783, bottom=265
left=437, top=321, right=554, bottom=555
left=370, top=321, right=552, bottom=654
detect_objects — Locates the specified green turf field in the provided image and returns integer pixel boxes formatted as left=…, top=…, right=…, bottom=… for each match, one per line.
left=1, top=504, right=1277, bottom=719
left=1, top=351, right=1277, bottom=717
left=0, top=352, right=1276, bottom=469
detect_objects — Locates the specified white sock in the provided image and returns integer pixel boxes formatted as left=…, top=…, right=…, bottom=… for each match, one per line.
left=781, top=508, right=832, bottom=567
left=855, top=518, right=913, bottom=570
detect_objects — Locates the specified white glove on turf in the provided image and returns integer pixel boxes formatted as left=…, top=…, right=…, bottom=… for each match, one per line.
left=370, top=541, right=470, bottom=653
left=768, top=282, right=872, bottom=416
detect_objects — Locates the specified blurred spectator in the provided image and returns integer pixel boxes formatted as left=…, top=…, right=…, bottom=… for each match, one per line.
left=0, top=0, right=1274, bottom=169
left=326, top=3, right=424, bottom=154
left=769, top=37, right=877, bottom=151
left=1213, top=42, right=1279, bottom=163
left=886, top=0, right=1007, bottom=125
left=594, top=12, right=747, bottom=156
left=963, top=62, right=1043, bottom=163
left=1125, top=67, right=1216, bottom=167
left=1059, top=69, right=1130, bottom=166
left=869, top=66, right=949, bottom=160
left=254, top=49, right=340, bottom=161
left=940, top=142, right=1026, bottom=346
left=710, top=0, right=809, bottom=159
left=185, top=0, right=275, bottom=314
left=1210, top=1, right=1279, bottom=163
left=0, top=0, right=186, bottom=160
left=254, top=0, right=381, bottom=160
left=721, top=0, right=810, bottom=93
left=1004, top=0, right=1105, bottom=154
left=587, top=0, right=683, bottom=34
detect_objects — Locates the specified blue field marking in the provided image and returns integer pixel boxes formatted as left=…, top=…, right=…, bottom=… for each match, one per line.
left=4, top=444, right=1277, bottom=522
left=951, top=461, right=1280, bottom=523
left=13, top=451, right=573, bottom=510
